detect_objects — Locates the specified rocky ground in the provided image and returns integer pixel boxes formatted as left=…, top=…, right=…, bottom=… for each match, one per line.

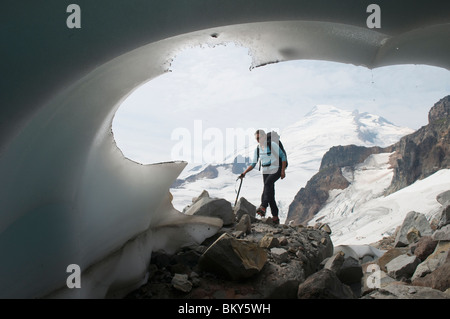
left=125, top=192, right=450, bottom=299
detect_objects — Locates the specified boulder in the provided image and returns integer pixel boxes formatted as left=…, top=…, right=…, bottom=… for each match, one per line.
left=254, top=260, right=305, bottom=299
left=406, top=227, right=421, bottom=244
left=374, top=247, right=409, bottom=272
left=412, top=241, right=450, bottom=288
left=314, top=222, right=332, bottom=234
left=338, top=256, right=363, bottom=285
left=424, top=241, right=450, bottom=261
left=319, top=223, right=332, bottom=234
left=199, top=233, right=267, bottom=281
left=324, top=251, right=345, bottom=273
left=411, top=258, right=442, bottom=282
left=436, top=190, right=450, bottom=207
left=293, top=228, right=334, bottom=277
left=235, top=214, right=251, bottom=234
left=171, top=274, right=192, bottom=293
left=297, top=269, right=355, bottom=299
left=394, top=211, right=433, bottom=247
left=438, top=205, right=450, bottom=229
left=324, top=251, right=363, bottom=286
left=385, top=254, right=421, bottom=281
left=413, top=253, right=450, bottom=292
left=278, top=236, right=288, bottom=246
left=437, top=205, right=450, bottom=229
left=271, top=247, right=289, bottom=264
left=363, top=282, right=450, bottom=299
left=432, top=224, right=450, bottom=241
left=192, top=190, right=210, bottom=204
left=233, top=197, right=256, bottom=221
left=185, top=194, right=234, bottom=225
left=259, top=234, right=279, bottom=249
left=413, top=236, right=438, bottom=261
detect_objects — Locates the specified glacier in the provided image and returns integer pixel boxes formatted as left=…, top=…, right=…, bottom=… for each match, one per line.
left=310, top=153, right=450, bottom=246
left=2, top=1, right=450, bottom=298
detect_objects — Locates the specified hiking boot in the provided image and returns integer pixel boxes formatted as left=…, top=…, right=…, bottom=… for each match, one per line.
left=272, top=216, right=280, bottom=225
left=256, top=206, right=266, bottom=217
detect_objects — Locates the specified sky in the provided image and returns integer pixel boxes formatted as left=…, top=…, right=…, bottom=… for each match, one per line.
left=112, top=43, right=450, bottom=165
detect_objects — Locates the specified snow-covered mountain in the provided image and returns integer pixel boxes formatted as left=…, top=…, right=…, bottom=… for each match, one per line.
left=170, top=105, right=414, bottom=228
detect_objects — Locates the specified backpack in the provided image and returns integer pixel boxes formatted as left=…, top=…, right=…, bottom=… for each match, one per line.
left=257, top=131, right=288, bottom=170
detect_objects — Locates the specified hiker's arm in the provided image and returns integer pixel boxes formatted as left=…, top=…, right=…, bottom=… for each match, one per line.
left=241, top=165, right=254, bottom=178
left=281, top=160, right=287, bottom=179
left=240, top=147, right=258, bottom=178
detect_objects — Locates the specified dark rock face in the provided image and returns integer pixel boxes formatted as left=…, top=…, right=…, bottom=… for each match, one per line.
left=286, top=145, right=385, bottom=225
left=297, top=269, right=355, bottom=299
left=428, top=95, right=450, bottom=123
left=319, top=145, right=385, bottom=171
left=386, top=96, right=450, bottom=194
left=286, top=166, right=349, bottom=225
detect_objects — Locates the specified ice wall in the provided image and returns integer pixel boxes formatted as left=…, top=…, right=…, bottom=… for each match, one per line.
left=0, top=39, right=224, bottom=298
left=1, top=1, right=449, bottom=298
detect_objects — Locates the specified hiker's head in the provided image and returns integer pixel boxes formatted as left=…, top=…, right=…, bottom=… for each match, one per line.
left=255, top=129, right=266, bottom=145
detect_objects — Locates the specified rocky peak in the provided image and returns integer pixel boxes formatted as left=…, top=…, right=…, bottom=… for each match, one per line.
left=286, top=144, right=387, bottom=226
left=320, top=145, right=386, bottom=171
left=428, top=95, right=450, bottom=124
left=386, top=96, right=450, bottom=194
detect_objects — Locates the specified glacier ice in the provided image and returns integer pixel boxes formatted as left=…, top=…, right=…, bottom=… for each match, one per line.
left=312, top=151, right=450, bottom=246
left=0, top=36, right=225, bottom=298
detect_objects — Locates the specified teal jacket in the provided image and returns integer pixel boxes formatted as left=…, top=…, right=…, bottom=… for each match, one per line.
left=250, top=142, right=287, bottom=174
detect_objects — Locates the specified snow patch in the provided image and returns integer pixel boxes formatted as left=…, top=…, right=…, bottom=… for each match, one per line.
left=311, top=150, right=450, bottom=246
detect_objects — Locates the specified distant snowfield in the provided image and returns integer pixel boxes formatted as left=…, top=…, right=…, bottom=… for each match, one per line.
left=310, top=152, right=450, bottom=246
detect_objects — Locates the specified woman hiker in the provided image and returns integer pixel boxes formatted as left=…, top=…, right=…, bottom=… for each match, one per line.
left=239, top=129, right=287, bottom=224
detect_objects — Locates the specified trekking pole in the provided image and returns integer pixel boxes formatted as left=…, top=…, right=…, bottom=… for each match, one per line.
left=234, top=176, right=243, bottom=207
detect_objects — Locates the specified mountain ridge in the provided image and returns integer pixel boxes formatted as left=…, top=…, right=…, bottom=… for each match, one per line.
left=286, top=96, right=450, bottom=231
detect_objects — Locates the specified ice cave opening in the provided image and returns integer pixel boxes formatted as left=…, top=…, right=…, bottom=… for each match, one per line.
left=2, top=2, right=450, bottom=299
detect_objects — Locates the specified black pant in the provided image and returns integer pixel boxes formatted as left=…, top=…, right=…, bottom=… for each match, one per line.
left=261, top=167, right=281, bottom=217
